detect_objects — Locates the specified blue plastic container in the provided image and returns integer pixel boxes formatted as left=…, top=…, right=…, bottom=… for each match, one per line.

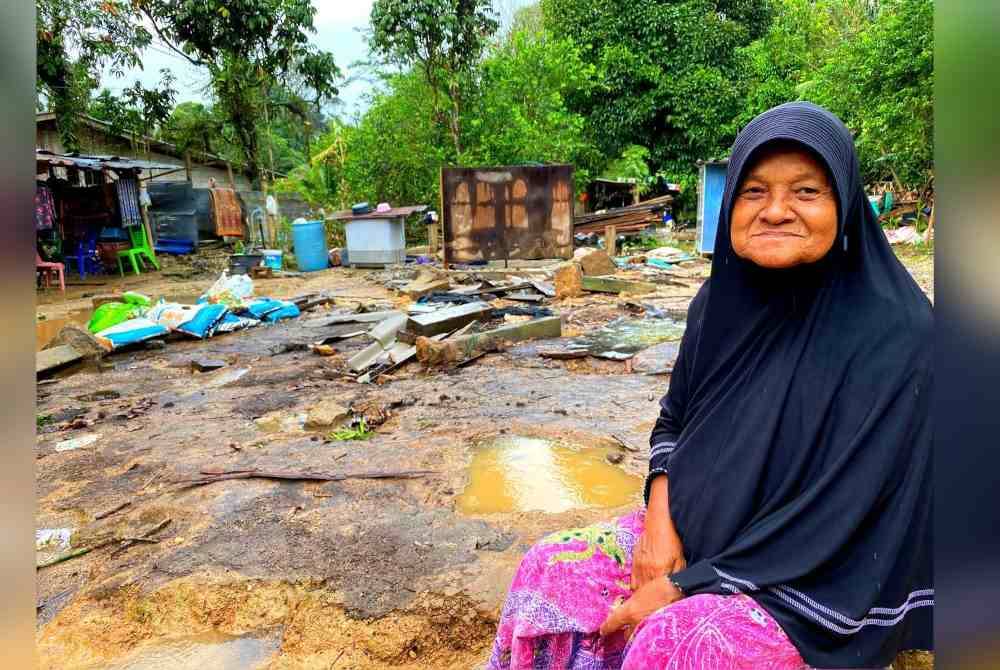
left=261, top=249, right=283, bottom=270
left=291, top=220, right=329, bottom=272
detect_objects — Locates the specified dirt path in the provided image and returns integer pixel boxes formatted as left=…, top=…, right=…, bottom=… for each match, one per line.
left=34, top=250, right=932, bottom=669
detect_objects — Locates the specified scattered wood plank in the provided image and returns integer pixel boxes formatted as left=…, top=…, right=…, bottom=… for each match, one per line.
left=406, top=301, right=493, bottom=337
left=37, top=518, right=171, bottom=569
left=581, top=276, right=658, bottom=295
left=177, top=468, right=437, bottom=488
left=321, top=311, right=404, bottom=326
left=538, top=349, right=589, bottom=360
left=504, top=292, right=545, bottom=303
left=416, top=315, right=562, bottom=366
left=93, top=501, right=131, bottom=520
left=36, top=345, right=84, bottom=376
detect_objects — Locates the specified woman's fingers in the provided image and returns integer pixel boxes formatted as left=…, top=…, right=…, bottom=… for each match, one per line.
left=599, top=603, right=630, bottom=637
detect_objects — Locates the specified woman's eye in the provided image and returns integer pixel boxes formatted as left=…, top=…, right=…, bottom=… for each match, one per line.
left=796, top=187, right=820, bottom=196
left=741, top=186, right=765, bottom=196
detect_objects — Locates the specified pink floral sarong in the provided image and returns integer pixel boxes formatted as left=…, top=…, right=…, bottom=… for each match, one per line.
left=487, top=510, right=808, bottom=669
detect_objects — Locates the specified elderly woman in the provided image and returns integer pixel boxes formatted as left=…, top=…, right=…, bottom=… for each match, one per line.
left=486, top=102, right=932, bottom=670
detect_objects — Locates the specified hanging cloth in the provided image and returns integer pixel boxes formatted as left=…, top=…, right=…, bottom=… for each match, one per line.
left=35, top=183, right=55, bottom=231
left=210, top=188, right=245, bottom=238
left=116, top=173, right=143, bottom=228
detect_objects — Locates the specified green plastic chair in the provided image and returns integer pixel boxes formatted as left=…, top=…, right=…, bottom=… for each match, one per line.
left=117, top=224, right=159, bottom=276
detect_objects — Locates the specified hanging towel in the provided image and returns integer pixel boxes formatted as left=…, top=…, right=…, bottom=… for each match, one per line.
left=210, top=188, right=245, bottom=238
left=116, top=174, right=143, bottom=227
left=34, top=183, right=55, bottom=230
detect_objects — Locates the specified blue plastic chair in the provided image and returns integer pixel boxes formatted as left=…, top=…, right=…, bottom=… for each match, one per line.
left=71, top=233, right=103, bottom=279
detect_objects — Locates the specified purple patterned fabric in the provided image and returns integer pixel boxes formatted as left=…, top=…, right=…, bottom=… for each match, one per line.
left=35, top=183, right=55, bottom=231
left=488, top=510, right=808, bottom=669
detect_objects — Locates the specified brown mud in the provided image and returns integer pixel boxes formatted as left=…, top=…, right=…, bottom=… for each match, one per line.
left=34, top=251, right=932, bottom=669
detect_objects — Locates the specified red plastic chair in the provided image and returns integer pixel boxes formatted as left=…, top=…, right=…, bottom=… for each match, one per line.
left=36, top=253, right=65, bottom=292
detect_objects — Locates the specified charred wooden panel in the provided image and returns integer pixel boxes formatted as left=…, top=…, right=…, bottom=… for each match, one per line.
left=442, top=165, right=573, bottom=262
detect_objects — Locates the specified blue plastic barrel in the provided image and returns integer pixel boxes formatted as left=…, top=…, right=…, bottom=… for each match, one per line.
left=291, top=220, right=329, bottom=272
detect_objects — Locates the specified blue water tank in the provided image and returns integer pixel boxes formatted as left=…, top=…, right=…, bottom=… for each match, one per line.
left=697, top=160, right=729, bottom=255
left=291, top=220, right=329, bottom=272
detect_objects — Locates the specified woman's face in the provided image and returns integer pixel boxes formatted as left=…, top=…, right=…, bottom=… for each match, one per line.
left=730, top=145, right=838, bottom=269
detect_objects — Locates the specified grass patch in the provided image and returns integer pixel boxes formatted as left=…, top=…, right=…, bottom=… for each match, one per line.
left=37, top=414, right=52, bottom=428
left=328, top=417, right=373, bottom=441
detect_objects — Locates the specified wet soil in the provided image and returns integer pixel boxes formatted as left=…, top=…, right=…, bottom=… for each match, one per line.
left=34, top=251, right=933, bottom=669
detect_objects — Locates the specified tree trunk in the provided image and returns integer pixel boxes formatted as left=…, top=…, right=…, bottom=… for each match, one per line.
left=448, top=80, right=463, bottom=157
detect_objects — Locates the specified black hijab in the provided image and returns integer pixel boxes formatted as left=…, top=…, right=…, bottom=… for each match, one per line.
left=647, top=102, right=932, bottom=668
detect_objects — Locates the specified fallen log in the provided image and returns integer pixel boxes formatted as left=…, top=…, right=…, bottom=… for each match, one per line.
left=415, top=315, right=562, bottom=366
left=177, top=468, right=437, bottom=488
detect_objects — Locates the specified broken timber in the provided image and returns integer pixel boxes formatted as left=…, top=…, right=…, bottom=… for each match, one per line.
left=581, top=276, right=658, bottom=295
left=177, top=468, right=436, bottom=488
left=406, top=301, right=493, bottom=337
left=416, top=315, right=562, bottom=366
left=36, top=345, right=84, bottom=375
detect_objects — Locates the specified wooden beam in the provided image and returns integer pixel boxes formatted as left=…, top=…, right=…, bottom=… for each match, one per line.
left=37, top=345, right=83, bottom=375
left=605, top=224, right=617, bottom=255
left=226, top=161, right=236, bottom=189
left=183, top=153, right=193, bottom=183
left=581, top=276, right=657, bottom=295
left=427, top=223, right=439, bottom=255
left=407, top=301, right=493, bottom=337
left=416, top=316, right=562, bottom=366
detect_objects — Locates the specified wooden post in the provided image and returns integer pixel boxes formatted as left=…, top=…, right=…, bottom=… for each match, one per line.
left=226, top=161, right=235, bottom=189
left=605, top=224, right=617, bottom=256
left=427, top=223, right=439, bottom=255
left=184, top=153, right=193, bottom=184
left=633, top=183, right=640, bottom=205
left=439, top=167, right=448, bottom=269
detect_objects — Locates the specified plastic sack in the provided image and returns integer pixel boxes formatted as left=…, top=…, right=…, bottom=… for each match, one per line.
left=147, top=301, right=228, bottom=339
left=201, top=270, right=254, bottom=310
left=121, top=291, right=152, bottom=307
left=176, top=303, right=228, bottom=339
left=243, top=298, right=300, bottom=323
left=95, top=318, right=169, bottom=349
left=88, top=302, right=140, bottom=334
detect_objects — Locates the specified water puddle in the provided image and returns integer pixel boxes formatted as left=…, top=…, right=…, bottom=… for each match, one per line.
left=561, top=317, right=685, bottom=360
left=456, top=436, right=642, bottom=514
left=89, top=631, right=280, bottom=670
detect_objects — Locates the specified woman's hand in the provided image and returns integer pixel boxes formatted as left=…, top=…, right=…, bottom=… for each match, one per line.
left=632, top=474, right=686, bottom=590
left=631, top=520, right=686, bottom=591
left=599, top=577, right=683, bottom=639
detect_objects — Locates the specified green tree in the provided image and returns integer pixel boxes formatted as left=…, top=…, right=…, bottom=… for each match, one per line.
left=462, top=27, right=601, bottom=189
left=89, top=70, right=177, bottom=149
left=369, top=0, right=500, bottom=157
left=540, top=0, right=773, bottom=188
left=139, top=0, right=340, bottom=187
left=805, top=0, right=933, bottom=187
left=37, top=0, right=152, bottom=151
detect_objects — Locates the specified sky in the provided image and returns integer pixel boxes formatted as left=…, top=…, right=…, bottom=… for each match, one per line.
left=100, top=0, right=533, bottom=122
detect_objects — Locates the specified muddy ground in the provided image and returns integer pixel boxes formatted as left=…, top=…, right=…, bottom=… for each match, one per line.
left=34, top=246, right=933, bottom=669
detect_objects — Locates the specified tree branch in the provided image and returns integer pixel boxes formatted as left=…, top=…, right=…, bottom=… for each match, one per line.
left=139, top=8, right=207, bottom=68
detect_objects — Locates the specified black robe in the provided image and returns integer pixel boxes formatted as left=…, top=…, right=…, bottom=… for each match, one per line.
left=647, top=102, right=933, bottom=668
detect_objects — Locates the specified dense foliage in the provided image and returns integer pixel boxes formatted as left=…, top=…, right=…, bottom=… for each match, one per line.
left=39, top=0, right=933, bottom=227
left=137, top=0, right=341, bottom=187
left=37, top=0, right=153, bottom=151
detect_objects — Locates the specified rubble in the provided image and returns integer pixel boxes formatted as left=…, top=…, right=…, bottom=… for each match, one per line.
left=415, top=315, right=562, bottom=366
left=553, top=262, right=584, bottom=299
left=574, top=247, right=618, bottom=276
left=304, top=400, right=351, bottom=430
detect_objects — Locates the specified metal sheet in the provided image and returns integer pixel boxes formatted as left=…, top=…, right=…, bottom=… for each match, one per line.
left=442, top=165, right=574, bottom=263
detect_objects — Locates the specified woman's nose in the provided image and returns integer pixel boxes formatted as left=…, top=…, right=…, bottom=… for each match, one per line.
left=759, top=192, right=795, bottom=225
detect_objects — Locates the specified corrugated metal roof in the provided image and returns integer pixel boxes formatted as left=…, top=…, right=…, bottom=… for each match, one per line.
left=36, top=150, right=180, bottom=172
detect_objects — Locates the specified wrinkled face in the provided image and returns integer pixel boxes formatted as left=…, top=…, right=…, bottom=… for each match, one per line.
left=730, top=144, right=838, bottom=269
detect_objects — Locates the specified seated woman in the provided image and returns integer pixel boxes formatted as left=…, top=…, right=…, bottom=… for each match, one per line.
left=486, top=102, right=932, bottom=670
